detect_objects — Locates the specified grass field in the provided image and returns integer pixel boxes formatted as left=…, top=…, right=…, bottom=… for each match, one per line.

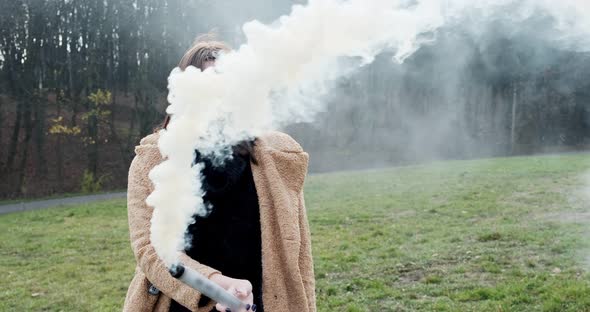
left=2, top=154, right=590, bottom=311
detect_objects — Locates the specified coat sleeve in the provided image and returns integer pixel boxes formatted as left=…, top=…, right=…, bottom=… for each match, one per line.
left=298, top=187, right=317, bottom=311
left=127, top=145, right=220, bottom=311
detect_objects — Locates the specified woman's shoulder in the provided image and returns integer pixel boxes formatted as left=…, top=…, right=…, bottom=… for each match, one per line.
left=256, top=131, right=305, bottom=154
left=134, top=132, right=160, bottom=155
left=255, top=131, right=309, bottom=191
left=138, top=132, right=160, bottom=146
left=133, top=130, right=305, bottom=161
left=131, top=132, right=163, bottom=171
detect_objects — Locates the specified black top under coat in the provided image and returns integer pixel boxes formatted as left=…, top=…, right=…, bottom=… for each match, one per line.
left=169, top=146, right=264, bottom=312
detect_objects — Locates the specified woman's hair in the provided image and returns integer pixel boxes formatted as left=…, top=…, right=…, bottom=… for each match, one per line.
left=177, top=34, right=231, bottom=71
left=157, top=34, right=230, bottom=131
left=154, top=34, right=257, bottom=164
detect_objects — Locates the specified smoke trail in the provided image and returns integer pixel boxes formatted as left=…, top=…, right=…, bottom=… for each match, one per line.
left=146, top=0, right=590, bottom=268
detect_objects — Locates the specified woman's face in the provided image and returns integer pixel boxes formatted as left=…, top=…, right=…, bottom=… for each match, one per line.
left=202, top=59, right=215, bottom=70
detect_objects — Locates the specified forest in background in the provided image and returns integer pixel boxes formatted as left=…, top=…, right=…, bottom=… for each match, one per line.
left=1, top=0, right=589, bottom=199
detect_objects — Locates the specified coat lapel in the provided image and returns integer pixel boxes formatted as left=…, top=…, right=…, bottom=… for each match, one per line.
left=250, top=131, right=310, bottom=311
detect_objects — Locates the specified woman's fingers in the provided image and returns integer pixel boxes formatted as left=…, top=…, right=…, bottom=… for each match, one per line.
left=215, top=302, right=254, bottom=312
left=236, top=287, right=250, bottom=297
left=216, top=279, right=255, bottom=311
left=216, top=302, right=257, bottom=312
left=236, top=279, right=253, bottom=296
left=215, top=286, right=236, bottom=311
left=242, top=293, right=254, bottom=311
left=215, top=302, right=228, bottom=312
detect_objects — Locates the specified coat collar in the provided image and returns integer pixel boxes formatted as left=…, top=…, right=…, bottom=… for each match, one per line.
left=137, top=130, right=309, bottom=193
left=251, top=131, right=309, bottom=193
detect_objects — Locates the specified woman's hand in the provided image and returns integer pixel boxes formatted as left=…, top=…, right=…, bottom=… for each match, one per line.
left=210, top=274, right=256, bottom=312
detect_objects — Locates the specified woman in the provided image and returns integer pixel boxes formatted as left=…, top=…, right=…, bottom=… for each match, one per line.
left=123, top=36, right=316, bottom=312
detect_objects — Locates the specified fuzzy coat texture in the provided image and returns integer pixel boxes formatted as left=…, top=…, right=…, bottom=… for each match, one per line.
left=123, top=131, right=316, bottom=312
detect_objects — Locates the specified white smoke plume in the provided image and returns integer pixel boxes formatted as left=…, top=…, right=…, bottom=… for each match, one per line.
left=145, top=0, right=590, bottom=268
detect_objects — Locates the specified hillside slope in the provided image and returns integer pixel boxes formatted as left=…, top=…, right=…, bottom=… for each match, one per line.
left=1, top=153, right=589, bottom=311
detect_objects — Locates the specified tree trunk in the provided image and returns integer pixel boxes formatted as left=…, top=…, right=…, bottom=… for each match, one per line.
left=55, top=99, right=64, bottom=191
left=16, top=101, right=33, bottom=195
left=87, top=113, right=99, bottom=178
left=0, top=97, right=4, bottom=164
left=510, top=82, right=518, bottom=154
left=126, top=99, right=138, bottom=163
left=34, top=95, right=48, bottom=176
left=6, top=102, right=23, bottom=170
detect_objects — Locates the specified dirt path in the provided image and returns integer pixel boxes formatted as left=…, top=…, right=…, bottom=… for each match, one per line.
left=0, top=192, right=127, bottom=215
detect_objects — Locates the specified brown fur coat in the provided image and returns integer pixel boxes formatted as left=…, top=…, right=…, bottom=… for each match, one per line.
left=123, top=131, right=316, bottom=312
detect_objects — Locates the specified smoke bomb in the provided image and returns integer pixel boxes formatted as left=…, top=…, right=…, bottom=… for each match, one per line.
left=169, top=264, right=246, bottom=311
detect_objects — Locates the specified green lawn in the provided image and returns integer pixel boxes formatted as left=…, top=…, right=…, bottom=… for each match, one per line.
left=2, top=154, right=590, bottom=311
